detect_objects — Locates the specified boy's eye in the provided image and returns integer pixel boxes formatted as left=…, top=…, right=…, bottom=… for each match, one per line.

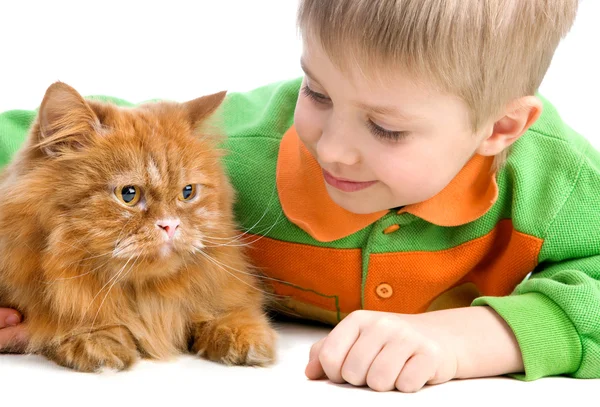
left=367, top=120, right=409, bottom=142
left=115, top=185, right=141, bottom=206
left=302, top=85, right=331, bottom=105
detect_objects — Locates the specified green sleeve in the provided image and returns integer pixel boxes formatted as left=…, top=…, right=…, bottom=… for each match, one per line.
left=0, top=109, right=36, bottom=167
left=473, top=143, right=600, bottom=381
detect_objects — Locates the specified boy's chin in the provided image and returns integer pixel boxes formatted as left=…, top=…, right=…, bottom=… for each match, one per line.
left=327, top=190, right=395, bottom=215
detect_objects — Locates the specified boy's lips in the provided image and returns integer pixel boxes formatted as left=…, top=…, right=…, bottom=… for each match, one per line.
left=322, top=169, right=378, bottom=192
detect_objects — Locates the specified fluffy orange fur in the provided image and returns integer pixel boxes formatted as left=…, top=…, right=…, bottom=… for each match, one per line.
left=0, top=82, right=277, bottom=372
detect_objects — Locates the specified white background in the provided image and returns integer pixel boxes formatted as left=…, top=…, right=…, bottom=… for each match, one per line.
left=1, top=0, right=599, bottom=405
left=0, top=0, right=598, bottom=143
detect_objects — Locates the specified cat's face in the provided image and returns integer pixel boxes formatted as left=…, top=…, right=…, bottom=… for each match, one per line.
left=20, top=82, right=233, bottom=280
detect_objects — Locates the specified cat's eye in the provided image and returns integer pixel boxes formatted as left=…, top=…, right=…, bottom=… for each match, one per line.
left=178, top=184, right=197, bottom=202
left=115, top=185, right=141, bottom=206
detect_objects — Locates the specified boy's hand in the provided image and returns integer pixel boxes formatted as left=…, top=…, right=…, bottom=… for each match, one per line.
left=0, top=308, right=28, bottom=351
left=305, top=307, right=524, bottom=393
left=305, top=310, right=458, bottom=392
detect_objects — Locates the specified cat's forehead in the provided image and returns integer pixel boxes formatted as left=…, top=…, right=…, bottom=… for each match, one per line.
left=94, top=102, right=218, bottom=187
left=143, top=154, right=209, bottom=185
left=109, top=155, right=210, bottom=188
left=108, top=104, right=187, bottom=135
left=112, top=130, right=211, bottom=182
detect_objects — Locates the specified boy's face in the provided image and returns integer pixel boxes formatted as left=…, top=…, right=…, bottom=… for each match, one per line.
left=294, top=42, right=488, bottom=214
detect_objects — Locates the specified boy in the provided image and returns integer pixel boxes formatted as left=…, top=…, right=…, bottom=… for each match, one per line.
left=1, top=0, right=597, bottom=393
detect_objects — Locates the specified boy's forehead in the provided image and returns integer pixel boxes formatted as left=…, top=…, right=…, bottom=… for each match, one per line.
left=301, top=36, right=412, bottom=85
left=301, top=40, right=431, bottom=92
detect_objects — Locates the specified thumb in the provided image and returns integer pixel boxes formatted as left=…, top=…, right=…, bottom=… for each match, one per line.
left=305, top=337, right=326, bottom=380
left=0, top=325, right=29, bottom=352
left=0, top=308, right=22, bottom=328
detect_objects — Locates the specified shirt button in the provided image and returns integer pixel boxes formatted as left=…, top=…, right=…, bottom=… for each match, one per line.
left=376, top=283, right=393, bottom=299
left=383, top=224, right=400, bottom=234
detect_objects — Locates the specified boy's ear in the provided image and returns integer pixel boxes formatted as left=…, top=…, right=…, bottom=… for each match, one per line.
left=476, top=96, right=542, bottom=157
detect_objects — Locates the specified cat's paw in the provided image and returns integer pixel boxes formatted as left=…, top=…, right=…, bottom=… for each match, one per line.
left=192, top=315, right=277, bottom=366
left=46, top=326, right=139, bottom=372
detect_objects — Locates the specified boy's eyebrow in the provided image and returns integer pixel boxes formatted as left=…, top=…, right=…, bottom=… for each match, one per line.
left=356, top=102, right=422, bottom=122
left=301, top=58, right=421, bottom=121
left=300, top=58, right=317, bottom=81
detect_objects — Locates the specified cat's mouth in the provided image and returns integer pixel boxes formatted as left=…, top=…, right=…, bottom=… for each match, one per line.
left=112, top=235, right=185, bottom=263
left=158, top=240, right=176, bottom=258
left=108, top=239, right=188, bottom=281
left=146, top=238, right=188, bottom=262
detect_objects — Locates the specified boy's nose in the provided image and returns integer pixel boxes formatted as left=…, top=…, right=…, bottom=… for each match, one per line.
left=156, top=219, right=180, bottom=239
left=317, top=131, right=360, bottom=167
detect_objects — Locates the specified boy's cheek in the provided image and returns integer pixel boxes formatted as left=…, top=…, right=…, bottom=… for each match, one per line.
left=294, top=100, right=322, bottom=146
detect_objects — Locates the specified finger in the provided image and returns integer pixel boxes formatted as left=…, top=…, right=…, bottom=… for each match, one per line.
left=308, top=337, right=324, bottom=361
left=395, top=352, right=437, bottom=393
left=0, top=309, right=22, bottom=328
left=366, top=340, right=418, bottom=392
left=0, top=325, right=28, bottom=352
left=318, top=316, right=362, bottom=384
left=305, top=338, right=326, bottom=380
left=340, top=330, right=386, bottom=387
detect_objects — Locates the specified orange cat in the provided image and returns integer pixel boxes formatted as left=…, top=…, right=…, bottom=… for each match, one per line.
left=0, top=82, right=277, bottom=372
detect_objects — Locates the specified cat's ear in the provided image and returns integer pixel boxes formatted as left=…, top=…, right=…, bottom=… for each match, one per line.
left=36, top=81, right=101, bottom=156
left=182, top=91, right=227, bottom=127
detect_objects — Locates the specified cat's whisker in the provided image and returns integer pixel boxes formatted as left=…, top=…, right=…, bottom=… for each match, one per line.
left=192, top=180, right=281, bottom=247
left=191, top=250, right=302, bottom=319
left=230, top=184, right=280, bottom=239
left=200, top=209, right=287, bottom=248
left=86, top=252, right=140, bottom=340
left=61, top=235, right=93, bottom=256
left=45, top=257, right=113, bottom=283
left=113, top=239, right=139, bottom=258
left=43, top=250, right=118, bottom=283
left=47, top=237, right=93, bottom=256
left=216, top=183, right=281, bottom=245
left=192, top=250, right=282, bottom=300
left=191, top=242, right=304, bottom=319
left=201, top=209, right=286, bottom=249
left=114, top=216, right=135, bottom=251
left=117, top=251, right=143, bottom=286
left=191, top=247, right=287, bottom=299
left=191, top=248, right=260, bottom=278
left=81, top=253, right=135, bottom=326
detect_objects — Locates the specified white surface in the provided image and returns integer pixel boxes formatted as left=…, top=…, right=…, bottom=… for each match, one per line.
left=1, top=0, right=599, bottom=404
left=1, top=321, right=599, bottom=406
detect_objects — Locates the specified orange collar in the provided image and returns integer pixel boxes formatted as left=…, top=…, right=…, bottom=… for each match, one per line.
left=276, top=126, right=498, bottom=242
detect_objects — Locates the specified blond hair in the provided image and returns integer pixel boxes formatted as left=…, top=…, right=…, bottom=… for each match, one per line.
left=297, top=0, right=579, bottom=168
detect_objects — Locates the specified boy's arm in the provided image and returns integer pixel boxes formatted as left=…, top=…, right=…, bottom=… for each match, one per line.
left=473, top=256, right=600, bottom=380
left=472, top=151, right=600, bottom=381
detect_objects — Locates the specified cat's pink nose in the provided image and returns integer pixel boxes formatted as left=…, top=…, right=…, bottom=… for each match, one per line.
left=157, top=219, right=180, bottom=239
